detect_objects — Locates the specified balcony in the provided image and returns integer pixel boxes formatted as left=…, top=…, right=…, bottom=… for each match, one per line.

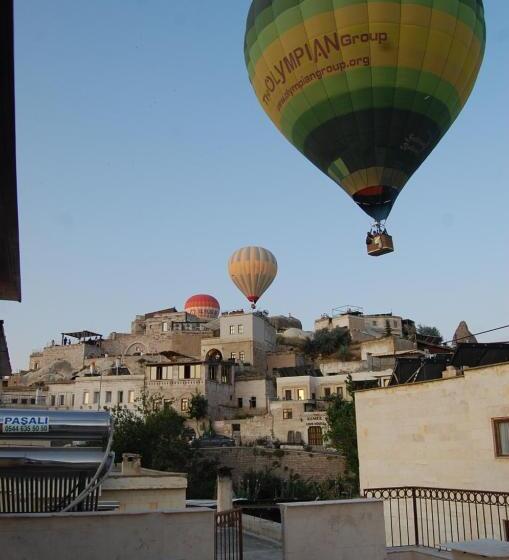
left=364, top=486, right=509, bottom=549
left=147, top=379, right=204, bottom=387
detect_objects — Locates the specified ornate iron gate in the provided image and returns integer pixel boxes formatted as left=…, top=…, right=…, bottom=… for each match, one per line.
left=215, top=509, right=243, bottom=560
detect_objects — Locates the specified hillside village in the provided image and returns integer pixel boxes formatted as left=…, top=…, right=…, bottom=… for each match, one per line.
left=0, top=302, right=487, bottom=449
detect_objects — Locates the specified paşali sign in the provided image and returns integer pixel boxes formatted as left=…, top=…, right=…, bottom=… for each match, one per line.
left=0, top=415, right=49, bottom=433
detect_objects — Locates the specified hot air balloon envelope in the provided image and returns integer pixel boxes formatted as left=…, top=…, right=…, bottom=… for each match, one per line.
left=244, top=0, right=486, bottom=226
left=185, top=294, right=220, bottom=320
left=228, top=247, right=278, bottom=308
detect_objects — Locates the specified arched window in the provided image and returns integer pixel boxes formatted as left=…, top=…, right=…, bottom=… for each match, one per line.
left=206, top=349, right=223, bottom=362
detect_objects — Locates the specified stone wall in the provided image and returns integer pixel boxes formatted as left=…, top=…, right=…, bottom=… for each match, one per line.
left=0, top=509, right=214, bottom=560
left=267, top=350, right=306, bottom=373
left=356, top=362, right=509, bottom=493
left=281, top=499, right=386, bottom=560
left=201, top=447, right=344, bottom=485
left=102, top=331, right=206, bottom=359
left=29, top=344, right=85, bottom=371
left=360, top=335, right=415, bottom=361
left=215, top=400, right=329, bottom=446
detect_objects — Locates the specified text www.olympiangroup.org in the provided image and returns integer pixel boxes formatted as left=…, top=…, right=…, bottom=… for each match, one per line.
left=276, top=56, right=370, bottom=112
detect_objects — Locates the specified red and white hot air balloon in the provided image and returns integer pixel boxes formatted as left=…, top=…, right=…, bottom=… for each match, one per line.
left=184, top=294, right=220, bottom=320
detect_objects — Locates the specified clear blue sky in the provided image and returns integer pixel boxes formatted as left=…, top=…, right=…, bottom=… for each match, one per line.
left=2, top=1, right=508, bottom=371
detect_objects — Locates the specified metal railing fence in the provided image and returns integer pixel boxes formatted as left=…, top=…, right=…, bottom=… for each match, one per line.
left=364, top=487, right=509, bottom=549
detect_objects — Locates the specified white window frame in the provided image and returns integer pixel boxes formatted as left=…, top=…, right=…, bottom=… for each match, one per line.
left=229, top=325, right=235, bottom=335
left=238, top=325, right=244, bottom=335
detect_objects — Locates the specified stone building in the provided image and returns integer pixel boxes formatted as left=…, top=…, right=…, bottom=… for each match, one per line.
left=233, top=367, right=276, bottom=416
left=201, top=311, right=277, bottom=372
left=27, top=308, right=214, bottom=378
left=46, top=372, right=144, bottom=412
left=212, top=365, right=391, bottom=447
left=145, top=355, right=235, bottom=421
left=315, top=309, right=404, bottom=342
left=268, top=314, right=303, bottom=334
left=356, top=355, right=509, bottom=493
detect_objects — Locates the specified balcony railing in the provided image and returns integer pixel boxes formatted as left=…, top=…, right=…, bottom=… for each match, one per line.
left=147, top=379, right=204, bottom=387
left=364, top=486, right=509, bottom=549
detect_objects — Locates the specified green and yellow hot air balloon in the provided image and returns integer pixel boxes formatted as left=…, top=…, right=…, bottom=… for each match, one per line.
left=244, top=0, right=486, bottom=255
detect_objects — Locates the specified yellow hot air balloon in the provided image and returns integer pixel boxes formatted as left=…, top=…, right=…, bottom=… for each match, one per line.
left=244, top=0, right=486, bottom=256
left=228, top=247, right=278, bottom=308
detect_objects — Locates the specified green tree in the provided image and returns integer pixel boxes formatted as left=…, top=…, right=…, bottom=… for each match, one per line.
left=416, top=324, right=443, bottom=342
left=111, top=401, right=218, bottom=498
left=303, top=327, right=351, bottom=359
left=188, top=393, right=208, bottom=436
left=324, top=377, right=362, bottom=495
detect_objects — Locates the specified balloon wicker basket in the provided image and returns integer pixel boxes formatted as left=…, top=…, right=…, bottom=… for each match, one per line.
left=367, top=233, right=394, bottom=257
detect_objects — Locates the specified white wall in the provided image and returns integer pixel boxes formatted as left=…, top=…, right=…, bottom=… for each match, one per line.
left=277, top=376, right=315, bottom=400
left=235, top=378, right=271, bottom=411
left=220, top=313, right=253, bottom=340
left=356, top=362, right=509, bottom=492
left=47, top=375, right=144, bottom=411
left=0, top=509, right=214, bottom=560
left=281, top=499, right=386, bottom=560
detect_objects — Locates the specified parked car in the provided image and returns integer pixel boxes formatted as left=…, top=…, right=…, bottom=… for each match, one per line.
left=192, top=434, right=235, bottom=448
left=183, top=427, right=196, bottom=443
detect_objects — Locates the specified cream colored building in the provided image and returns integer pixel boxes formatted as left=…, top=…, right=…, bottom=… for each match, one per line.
left=145, top=358, right=235, bottom=420
left=277, top=370, right=392, bottom=402
left=360, top=335, right=415, bottom=361
left=315, top=311, right=403, bottom=342
left=201, top=311, right=276, bottom=372
left=216, top=398, right=329, bottom=447
left=101, top=453, right=187, bottom=512
left=356, top=361, right=509, bottom=493
left=47, top=373, right=144, bottom=412
left=234, top=373, right=276, bottom=415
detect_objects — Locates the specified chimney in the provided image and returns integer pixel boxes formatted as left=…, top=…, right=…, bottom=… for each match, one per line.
left=121, top=453, right=142, bottom=475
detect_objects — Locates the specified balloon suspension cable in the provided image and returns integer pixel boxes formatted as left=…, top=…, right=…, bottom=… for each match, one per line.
left=370, top=220, right=388, bottom=235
